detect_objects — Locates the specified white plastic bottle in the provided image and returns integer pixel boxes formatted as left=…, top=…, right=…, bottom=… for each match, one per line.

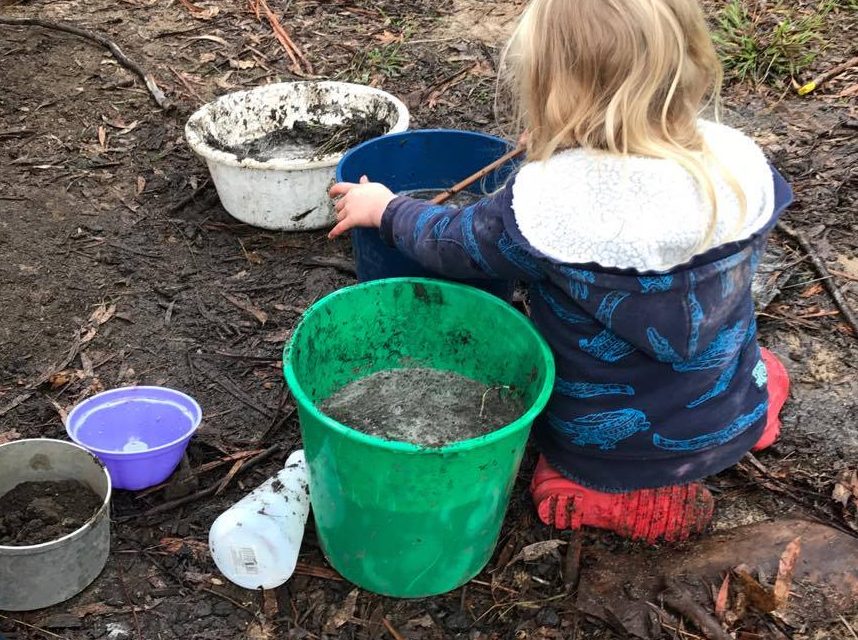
left=209, top=449, right=310, bottom=589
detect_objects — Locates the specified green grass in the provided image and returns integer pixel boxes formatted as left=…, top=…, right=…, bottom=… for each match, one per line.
left=713, top=0, right=839, bottom=85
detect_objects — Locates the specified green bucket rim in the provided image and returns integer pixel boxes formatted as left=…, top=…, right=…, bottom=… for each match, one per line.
left=283, top=277, right=556, bottom=454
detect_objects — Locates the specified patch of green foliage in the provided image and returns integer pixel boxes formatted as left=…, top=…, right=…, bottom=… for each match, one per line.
left=713, top=0, right=840, bottom=85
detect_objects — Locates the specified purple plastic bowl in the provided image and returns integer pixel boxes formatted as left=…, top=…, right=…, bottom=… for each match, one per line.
left=66, top=386, right=202, bottom=491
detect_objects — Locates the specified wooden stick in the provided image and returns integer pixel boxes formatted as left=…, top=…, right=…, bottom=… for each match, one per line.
left=382, top=617, right=407, bottom=640
left=430, top=146, right=525, bottom=205
left=661, top=582, right=731, bottom=640
left=777, top=221, right=858, bottom=339
left=0, top=17, right=171, bottom=110
left=798, top=56, right=858, bottom=95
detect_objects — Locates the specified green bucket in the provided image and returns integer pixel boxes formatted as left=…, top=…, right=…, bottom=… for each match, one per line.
left=283, top=278, right=555, bottom=597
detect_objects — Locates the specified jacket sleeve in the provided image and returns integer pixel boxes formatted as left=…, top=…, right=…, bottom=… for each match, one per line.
left=378, top=179, right=544, bottom=282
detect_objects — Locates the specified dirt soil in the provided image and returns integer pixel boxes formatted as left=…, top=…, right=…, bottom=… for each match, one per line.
left=206, top=113, right=390, bottom=162
left=320, top=368, right=524, bottom=447
left=0, top=480, right=102, bottom=545
left=0, top=0, right=856, bottom=638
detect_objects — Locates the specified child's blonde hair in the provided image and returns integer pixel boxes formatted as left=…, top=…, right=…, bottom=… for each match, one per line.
left=501, top=0, right=746, bottom=250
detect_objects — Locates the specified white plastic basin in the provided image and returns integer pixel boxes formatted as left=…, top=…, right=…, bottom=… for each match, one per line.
left=185, top=81, right=409, bottom=231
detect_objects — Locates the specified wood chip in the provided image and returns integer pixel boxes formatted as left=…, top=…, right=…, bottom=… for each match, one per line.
left=511, top=539, right=566, bottom=564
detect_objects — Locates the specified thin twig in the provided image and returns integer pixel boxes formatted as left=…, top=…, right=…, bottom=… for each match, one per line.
left=777, top=221, right=858, bottom=339
left=382, top=617, right=407, bottom=640
left=0, top=614, right=64, bottom=639
left=128, top=443, right=286, bottom=519
left=431, top=147, right=525, bottom=205
left=841, top=615, right=858, bottom=640
left=0, top=17, right=171, bottom=110
left=116, top=561, right=143, bottom=640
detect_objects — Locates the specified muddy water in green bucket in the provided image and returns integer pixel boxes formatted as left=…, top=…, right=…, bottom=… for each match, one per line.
left=284, top=278, right=555, bottom=597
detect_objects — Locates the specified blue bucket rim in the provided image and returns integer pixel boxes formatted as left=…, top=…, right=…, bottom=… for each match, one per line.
left=335, top=128, right=515, bottom=182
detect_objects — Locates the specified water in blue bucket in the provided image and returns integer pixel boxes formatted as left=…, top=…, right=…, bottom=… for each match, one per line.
left=336, top=129, right=522, bottom=299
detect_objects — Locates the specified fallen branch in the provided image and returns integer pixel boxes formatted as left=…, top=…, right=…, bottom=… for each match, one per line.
left=127, top=442, right=286, bottom=520
left=0, top=17, right=171, bottom=110
left=660, top=582, right=731, bottom=640
left=798, top=56, right=858, bottom=96
left=777, top=221, right=858, bottom=339
left=248, top=0, right=312, bottom=76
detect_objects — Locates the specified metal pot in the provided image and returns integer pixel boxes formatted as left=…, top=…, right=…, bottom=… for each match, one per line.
left=0, top=439, right=111, bottom=611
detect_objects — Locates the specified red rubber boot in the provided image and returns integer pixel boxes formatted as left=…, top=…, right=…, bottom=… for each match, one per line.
left=752, top=348, right=790, bottom=452
left=530, top=457, right=714, bottom=544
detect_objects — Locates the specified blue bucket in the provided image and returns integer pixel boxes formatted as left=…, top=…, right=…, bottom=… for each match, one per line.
left=335, top=129, right=520, bottom=299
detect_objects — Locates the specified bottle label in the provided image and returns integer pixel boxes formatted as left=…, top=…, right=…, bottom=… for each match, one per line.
left=231, top=547, right=259, bottom=576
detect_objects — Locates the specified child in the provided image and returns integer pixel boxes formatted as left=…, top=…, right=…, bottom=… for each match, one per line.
left=328, top=0, right=792, bottom=543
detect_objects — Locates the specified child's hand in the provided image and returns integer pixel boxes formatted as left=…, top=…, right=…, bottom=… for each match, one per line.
left=328, top=176, right=395, bottom=239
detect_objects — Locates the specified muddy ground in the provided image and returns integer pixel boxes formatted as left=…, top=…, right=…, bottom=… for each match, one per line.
left=0, top=0, right=856, bottom=638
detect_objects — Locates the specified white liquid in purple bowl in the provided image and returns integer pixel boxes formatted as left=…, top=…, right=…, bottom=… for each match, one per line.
left=72, top=398, right=198, bottom=453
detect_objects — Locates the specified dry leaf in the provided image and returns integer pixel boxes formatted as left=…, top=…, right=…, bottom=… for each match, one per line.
left=715, top=573, right=730, bottom=620
left=199, top=51, right=217, bottom=64
left=159, top=538, right=209, bottom=561
left=97, top=125, right=107, bottom=149
left=89, top=303, right=116, bottom=326
left=800, top=282, right=824, bottom=298
left=511, top=539, right=566, bottom=564
left=229, top=58, right=256, bottom=70
left=222, top=293, right=268, bottom=325
left=733, top=564, right=777, bottom=612
left=772, top=537, right=801, bottom=609
left=49, top=370, right=74, bottom=389
left=187, top=34, right=230, bottom=46
left=215, top=71, right=236, bottom=90
left=182, top=571, right=213, bottom=584
left=0, top=429, right=21, bottom=445
left=136, top=176, right=146, bottom=195
left=263, top=328, right=291, bottom=343
left=102, top=115, right=129, bottom=129
left=80, top=352, right=94, bottom=378
left=245, top=620, right=274, bottom=640
left=833, top=469, right=858, bottom=506
left=374, top=30, right=403, bottom=44
left=68, top=602, right=118, bottom=618
left=178, top=0, right=220, bottom=19
left=325, top=589, right=359, bottom=632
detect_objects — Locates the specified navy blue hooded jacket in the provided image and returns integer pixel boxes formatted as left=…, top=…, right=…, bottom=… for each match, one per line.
left=379, top=166, right=793, bottom=492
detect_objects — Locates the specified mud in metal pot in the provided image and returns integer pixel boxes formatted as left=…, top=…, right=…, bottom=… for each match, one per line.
left=0, top=439, right=111, bottom=611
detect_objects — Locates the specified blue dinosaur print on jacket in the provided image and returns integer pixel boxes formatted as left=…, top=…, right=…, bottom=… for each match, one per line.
left=595, top=291, right=630, bottom=327
left=579, top=330, right=636, bottom=362
left=536, top=284, right=590, bottom=325
left=647, top=327, right=682, bottom=363
left=460, top=205, right=497, bottom=277
left=673, top=321, right=747, bottom=372
left=413, top=205, right=447, bottom=243
left=686, top=358, right=740, bottom=408
left=653, top=401, right=768, bottom=451
left=638, top=276, right=673, bottom=293
left=549, top=409, right=651, bottom=450
left=713, top=253, right=746, bottom=298
left=431, top=216, right=450, bottom=239
left=498, top=231, right=542, bottom=279
left=555, top=379, right=636, bottom=398
left=687, top=273, right=704, bottom=355
left=751, top=359, right=768, bottom=388
left=558, top=266, right=596, bottom=301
